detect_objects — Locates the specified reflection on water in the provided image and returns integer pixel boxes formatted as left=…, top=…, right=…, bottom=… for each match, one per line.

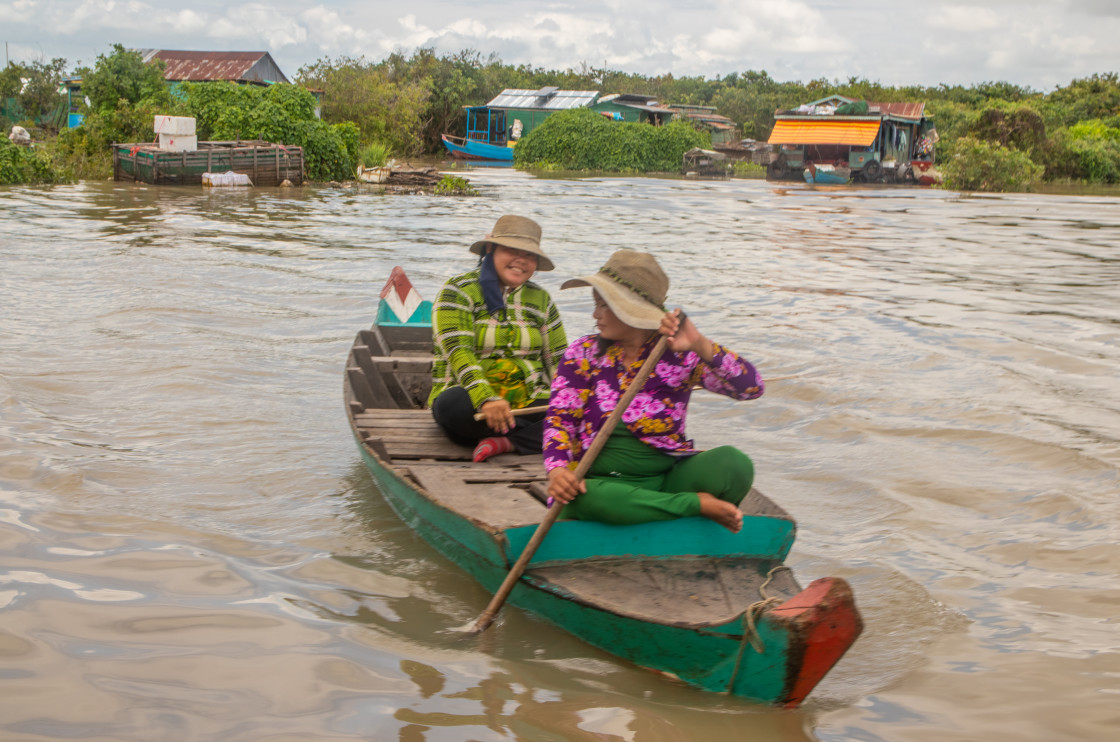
left=1, top=174, right=1119, bottom=741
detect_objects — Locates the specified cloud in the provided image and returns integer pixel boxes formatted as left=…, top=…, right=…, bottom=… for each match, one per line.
left=208, top=5, right=308, bottom=47
left=299, top=6, right=370, bottom=50
left=1, top=0, right=1117, bottom=90
left=927, top=5, right=1002, bottom=31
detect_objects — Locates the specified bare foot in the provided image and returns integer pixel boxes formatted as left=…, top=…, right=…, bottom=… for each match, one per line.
left=697, top=492, right=743, bottom=533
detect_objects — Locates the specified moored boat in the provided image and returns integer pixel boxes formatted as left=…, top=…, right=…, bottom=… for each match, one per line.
left=804, top=161, right=852, bottom=185
left=440, top=133, right=514, bottom=162
left=343, top=269, right=863, bottom=705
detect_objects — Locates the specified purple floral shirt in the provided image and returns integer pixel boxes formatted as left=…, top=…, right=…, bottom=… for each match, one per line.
left=542, top=334, right=764, bottom=472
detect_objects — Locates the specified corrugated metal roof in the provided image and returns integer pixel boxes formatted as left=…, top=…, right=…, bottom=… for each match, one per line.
left=138, top=50, right=288, bottom=84
left=485, top=88, right=599, bottom=110
left=768, top=120, right=881, bottom=146
left=871, top=101, right=926, bottom=120
left=596, top=94, right=675, bottom=115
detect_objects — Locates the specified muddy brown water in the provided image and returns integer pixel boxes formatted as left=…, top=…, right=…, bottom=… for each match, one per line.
left=1, top=171, right=1118, bottom=741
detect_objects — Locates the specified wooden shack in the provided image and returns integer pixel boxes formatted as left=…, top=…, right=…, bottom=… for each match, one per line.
left=112, top=140, right=304, bottom=186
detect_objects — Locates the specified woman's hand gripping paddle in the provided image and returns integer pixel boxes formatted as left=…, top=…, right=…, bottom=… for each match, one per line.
left=457, top=335, right=671, bottom=634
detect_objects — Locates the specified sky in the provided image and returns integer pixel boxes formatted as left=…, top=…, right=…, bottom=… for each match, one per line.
left=1, top=0, right=1117, bottom=91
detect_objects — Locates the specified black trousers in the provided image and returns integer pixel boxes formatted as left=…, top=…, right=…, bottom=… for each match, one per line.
left=430, top=386, right=546, bottom=454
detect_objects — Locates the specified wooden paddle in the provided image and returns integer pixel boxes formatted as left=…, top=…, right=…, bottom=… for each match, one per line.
left=463, top=335, right=671, bottom=634
left=472, top=405, right=549, bottom=421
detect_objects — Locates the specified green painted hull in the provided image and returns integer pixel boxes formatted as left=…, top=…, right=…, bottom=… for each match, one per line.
left=353, top=436, right=860, bottom=704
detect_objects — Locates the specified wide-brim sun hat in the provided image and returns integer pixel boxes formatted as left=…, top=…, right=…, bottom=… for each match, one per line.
left=561, top=249, right=668, bottom=330
left=469, top=215, right=554, bottom=271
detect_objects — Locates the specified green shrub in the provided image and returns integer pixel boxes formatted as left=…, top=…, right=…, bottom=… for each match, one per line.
left=53, top=96, right=178, bottom=179
left=731, top=161, right=767, bottom=178
left=83, top=44, right=170, bottom=113
left=513, top=108, right=709, bottom=172
left=1063, top=119, right=1120, bottom=183
left=0, top=136, right=68, bottom=184
left=433, top=174, right=479, bottom=195
left=180, top=82, right=359, bottom=181
left=360, top=141, right=391, bottom=168
left=941, top=136, right=1043, bottom=192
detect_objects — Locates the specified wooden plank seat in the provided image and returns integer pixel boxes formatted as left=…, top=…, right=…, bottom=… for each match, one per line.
left=353, top=408, right=472, bottom=460
left=404, top=462, right=548, bottom=528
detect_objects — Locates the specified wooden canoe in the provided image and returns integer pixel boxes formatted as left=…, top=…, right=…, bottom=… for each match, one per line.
left=343, top=273, right=863, bottom=705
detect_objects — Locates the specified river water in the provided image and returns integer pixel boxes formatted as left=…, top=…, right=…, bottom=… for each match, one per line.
left=1, top=171, right=1117, bottom=741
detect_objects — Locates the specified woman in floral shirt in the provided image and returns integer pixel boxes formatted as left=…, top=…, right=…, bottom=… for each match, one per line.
left=543, top=250, right=763, bottom=533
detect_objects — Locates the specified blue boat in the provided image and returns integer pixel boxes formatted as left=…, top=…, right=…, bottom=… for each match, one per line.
left=803, top=162, right=852, bottom=185
left=440, top=133, right=513, bottom=162
left=343, top=269, right=863, bottom=706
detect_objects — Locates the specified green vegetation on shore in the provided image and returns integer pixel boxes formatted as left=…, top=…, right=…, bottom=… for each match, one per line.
left=513, top=109, right=708, bottom=172
left=2, top=44, right=1117, bottom=191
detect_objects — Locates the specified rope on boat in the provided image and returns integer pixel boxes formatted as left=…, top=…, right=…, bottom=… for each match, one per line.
left=726, top=565, right=792, bottom=693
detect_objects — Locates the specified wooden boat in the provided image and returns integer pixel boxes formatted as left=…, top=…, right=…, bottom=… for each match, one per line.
left=441, top=133, right=514, bottom=162
left=343, top=269, right=863, bottom=706
left=803, top=161, right=851, bottom=185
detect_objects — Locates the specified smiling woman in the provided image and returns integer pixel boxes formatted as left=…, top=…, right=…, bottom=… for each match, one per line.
left=428, top=215, right=568, bottom=462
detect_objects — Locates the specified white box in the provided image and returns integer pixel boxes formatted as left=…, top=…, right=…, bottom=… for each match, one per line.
left=153, top=115, right=196, bottom=136
left=202, top=171, right=252, bottom=187
left=158, top=133, right=197, bottom=152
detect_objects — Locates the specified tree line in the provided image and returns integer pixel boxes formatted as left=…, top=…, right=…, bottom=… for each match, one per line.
left=2, top=44, right=1118, bottom=189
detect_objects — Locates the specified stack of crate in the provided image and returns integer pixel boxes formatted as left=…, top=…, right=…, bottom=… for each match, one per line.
left=154, top=115, right=197, bottom=152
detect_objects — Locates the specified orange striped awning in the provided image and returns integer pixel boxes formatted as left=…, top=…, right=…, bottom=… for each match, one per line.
left=768, top=120, right=881, bottom=146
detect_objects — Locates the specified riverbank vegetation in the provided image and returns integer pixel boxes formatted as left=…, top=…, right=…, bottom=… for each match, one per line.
left=2, top=44, right=1116, bottom=192
left=512, top=109, right=708, bottom=172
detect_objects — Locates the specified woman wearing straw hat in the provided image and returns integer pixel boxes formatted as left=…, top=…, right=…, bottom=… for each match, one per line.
left=429, top=215, right=568, bottom=462
left=542, top=250, right=763, bottom=532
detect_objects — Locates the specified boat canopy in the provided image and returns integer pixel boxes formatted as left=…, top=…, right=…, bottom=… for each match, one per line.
left=768, top=120, right=881, bottom=146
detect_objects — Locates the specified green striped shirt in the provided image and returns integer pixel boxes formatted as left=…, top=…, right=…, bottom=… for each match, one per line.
left=428, top=268, right=568, bottom=410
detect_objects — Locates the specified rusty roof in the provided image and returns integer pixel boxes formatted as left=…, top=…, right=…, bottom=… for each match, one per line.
left=139, top=50, right=288, bottom=84
left=870, top=101, right=926, bottom=120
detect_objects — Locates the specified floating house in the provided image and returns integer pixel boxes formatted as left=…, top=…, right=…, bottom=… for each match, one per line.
left=442, top=87, right=600, bottom=161
left=667, top=104, right=740, bottom=147
left=763, top=95, right=937, bottom=183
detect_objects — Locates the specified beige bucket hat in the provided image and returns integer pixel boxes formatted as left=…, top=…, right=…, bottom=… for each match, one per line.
left=561, top=250, right=668, bottom=329
left=469, top=215, right=554, bottom=271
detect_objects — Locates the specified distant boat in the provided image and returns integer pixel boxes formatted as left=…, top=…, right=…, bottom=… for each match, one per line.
left=803, top=162, right=851, bottom=185
left=440, top=133, right=513, bottom=162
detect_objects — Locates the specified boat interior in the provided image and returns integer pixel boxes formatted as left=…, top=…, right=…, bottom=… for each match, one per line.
left=344, top=322, right=806, bottom=627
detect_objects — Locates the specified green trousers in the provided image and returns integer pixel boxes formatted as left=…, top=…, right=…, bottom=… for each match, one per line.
left=558, top=428, right=754, bottom=525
